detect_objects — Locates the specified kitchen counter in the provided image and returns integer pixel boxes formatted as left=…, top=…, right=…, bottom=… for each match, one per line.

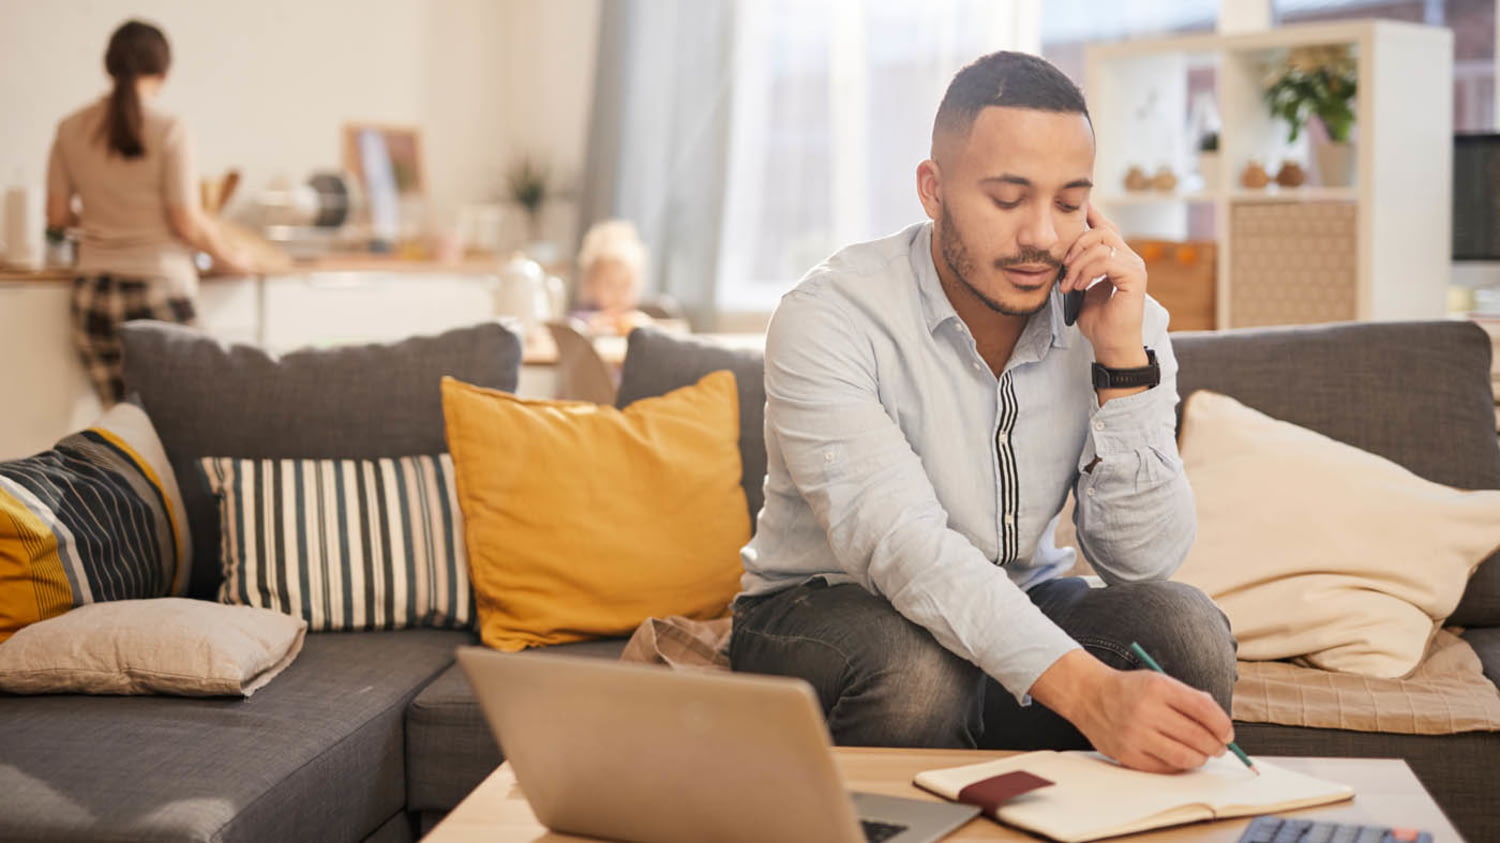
left=0, top=253, right=520, bottom=283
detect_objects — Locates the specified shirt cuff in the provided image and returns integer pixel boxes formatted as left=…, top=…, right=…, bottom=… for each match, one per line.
left=981, top=628, right=1082, bottom=705
left=1086, top=383, right=1177, bottom=459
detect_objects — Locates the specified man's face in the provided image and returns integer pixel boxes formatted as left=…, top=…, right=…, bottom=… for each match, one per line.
left=926, top=106, right=1095, bottom=317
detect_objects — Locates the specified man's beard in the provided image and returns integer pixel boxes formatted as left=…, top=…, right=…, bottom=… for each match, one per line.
left=938, top=203, right=1061, bottom=317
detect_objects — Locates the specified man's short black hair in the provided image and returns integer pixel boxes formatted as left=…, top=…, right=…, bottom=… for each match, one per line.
left=934, top=51, right=1089, bottom=139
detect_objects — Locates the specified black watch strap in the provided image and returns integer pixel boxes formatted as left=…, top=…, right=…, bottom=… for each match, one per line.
left=1092, top=348, right=1160, bottom=390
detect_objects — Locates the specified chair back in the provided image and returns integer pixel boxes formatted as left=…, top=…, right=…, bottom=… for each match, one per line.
left=637, top=298, right=684, bottom=320
left=546, top=319, right=618, bottom=405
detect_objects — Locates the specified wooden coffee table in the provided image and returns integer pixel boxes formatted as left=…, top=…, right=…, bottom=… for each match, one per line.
left=422, top=747, right=1461, bottom=842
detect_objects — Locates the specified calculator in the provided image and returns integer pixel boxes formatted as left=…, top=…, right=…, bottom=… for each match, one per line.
left=1237, top=815, right=1432, bottom=843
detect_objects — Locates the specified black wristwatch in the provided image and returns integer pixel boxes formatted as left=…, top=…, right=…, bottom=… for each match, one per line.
left=1091, top=348, right=1160, bottom=390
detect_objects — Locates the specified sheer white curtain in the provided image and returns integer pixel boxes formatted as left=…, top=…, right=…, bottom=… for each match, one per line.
left=715, top=0, right=1042, bottom=314
left=577, top=0, right=736, bottom=329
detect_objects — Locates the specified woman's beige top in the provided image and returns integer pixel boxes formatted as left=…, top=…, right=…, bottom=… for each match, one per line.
left=47, top=99, right=199, bottom=297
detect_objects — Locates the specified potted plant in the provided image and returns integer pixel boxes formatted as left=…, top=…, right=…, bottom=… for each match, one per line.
left=506, top=157, right=551, bottom=246
left=1197, top=131, right=1221, bottom=192
left=1264, top=45, right=1358, bottom=187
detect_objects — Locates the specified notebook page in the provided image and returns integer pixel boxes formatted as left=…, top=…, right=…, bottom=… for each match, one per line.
left=915, top=752, right=1352, bottom=843
left=998, top=753, right=1352, bottom=842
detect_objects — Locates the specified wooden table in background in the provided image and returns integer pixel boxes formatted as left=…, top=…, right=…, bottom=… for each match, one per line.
left=522, top=331, right=765, bottom=367
left=421, top=747, right=1460, bottom=842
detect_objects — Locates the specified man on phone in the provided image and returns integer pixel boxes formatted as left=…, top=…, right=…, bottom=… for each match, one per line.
left=730, top=51, right=1238, bottom=773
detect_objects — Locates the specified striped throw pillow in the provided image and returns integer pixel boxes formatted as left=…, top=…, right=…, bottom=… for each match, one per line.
left=0, top=403, right=191, bottom=642
left=201, top=455, right=472, bottom=631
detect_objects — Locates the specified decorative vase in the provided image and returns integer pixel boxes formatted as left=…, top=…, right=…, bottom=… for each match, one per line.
left=495, top=253, right=552, bottom=340
left=1150, top=165, right=1178, bottom=193
left=1313, top=141, right=1356, bottom=188
left=1197, top=151, right=1221, bottom=192
left=1240, top=160, right=1270, bottom=190
left=1275, top=160, right=1307, bottom=188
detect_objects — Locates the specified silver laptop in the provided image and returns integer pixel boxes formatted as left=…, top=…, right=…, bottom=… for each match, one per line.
left=456, top=647, right=980, bottom=843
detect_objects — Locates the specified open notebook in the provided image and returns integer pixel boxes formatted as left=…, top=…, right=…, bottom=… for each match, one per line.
left=913, top=751, right=1354, bottom=843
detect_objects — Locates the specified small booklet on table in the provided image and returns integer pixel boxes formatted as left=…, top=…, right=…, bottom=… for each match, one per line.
left=912, top=750, right=1354, bottom=843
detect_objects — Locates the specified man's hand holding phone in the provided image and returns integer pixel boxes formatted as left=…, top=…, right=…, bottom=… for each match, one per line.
left=1058, top=205, right=1149, bottom=371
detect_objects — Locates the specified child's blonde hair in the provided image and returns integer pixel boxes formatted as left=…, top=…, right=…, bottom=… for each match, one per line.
left=577, top=219, right=648, bottom=280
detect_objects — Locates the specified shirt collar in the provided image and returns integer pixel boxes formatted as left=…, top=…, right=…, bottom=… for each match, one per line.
left=910, top=221, right=1073, bottom=354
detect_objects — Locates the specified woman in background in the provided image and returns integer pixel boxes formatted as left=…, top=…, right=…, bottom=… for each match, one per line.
left=46, top=19, right=250, bottom=405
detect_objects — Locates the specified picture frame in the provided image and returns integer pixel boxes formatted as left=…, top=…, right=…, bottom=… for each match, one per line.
left=342, top=123, right=425, bottom=243
left=342, top=123, right=425, bottom=196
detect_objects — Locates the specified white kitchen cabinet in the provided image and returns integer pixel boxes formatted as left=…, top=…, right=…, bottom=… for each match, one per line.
left=195, top=276, right=261, bottom=345
left=259, top=272, right=503, bottom=353
left=0, top=284, right=101, bottom=460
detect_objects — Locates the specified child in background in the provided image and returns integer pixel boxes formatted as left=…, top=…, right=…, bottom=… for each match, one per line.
left=573, top=219, right=652, bottom=336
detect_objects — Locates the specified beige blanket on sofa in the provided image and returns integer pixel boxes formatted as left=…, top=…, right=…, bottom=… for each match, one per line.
left=1232, top=628, right=1500, bottom=734
left=623, top=618, right=1500, bottom=736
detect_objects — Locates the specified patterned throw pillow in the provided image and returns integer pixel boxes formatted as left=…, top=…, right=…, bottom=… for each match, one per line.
left=200, top=454, right=472, bottom=631
left=0, top=403, right=191, bottom=642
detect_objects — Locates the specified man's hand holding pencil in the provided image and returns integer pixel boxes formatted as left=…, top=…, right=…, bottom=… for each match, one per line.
left=1027, top=644, right=1253, bottom=775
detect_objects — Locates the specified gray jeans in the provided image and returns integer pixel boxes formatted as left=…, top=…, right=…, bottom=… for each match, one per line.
left=729, top=576, right=1237, bottom=750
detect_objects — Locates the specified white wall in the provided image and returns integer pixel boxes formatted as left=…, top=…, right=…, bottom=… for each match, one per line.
left=0, top=0, right=600, bottom=242
left=494, top=0, right=602, bottom=251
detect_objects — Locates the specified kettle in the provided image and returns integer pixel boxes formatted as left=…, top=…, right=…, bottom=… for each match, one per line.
left=493, top=252, right=567, bottom=339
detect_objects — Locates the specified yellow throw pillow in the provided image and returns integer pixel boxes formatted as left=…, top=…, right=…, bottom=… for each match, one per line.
left=1172, top=390, right=1500, bottom=679
left=442, top=371, right=749, bottom=651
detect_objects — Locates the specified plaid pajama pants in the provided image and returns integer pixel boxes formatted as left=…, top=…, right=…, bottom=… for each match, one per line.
left=71, top=275, right=197, bottom=405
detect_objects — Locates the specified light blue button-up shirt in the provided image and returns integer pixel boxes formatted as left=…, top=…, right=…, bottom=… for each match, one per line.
left=739, top=221, right=1196, bottom=700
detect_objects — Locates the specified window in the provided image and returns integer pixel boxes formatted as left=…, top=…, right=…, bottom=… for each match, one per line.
left=1274, top=0, right=1493, bottom=131
left=1041, top=0, right=1218, bottom=87
left=715, top=0, right=1040, bottom=314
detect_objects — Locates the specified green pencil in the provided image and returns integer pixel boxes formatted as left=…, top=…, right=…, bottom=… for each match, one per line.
left=1128, top=641, right=1258, bottom=775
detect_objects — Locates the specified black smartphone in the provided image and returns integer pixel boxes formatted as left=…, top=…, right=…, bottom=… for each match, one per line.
left=1062, top=267, right=1084, bottom=327
left=1063, top=212, right=1091, bottom=327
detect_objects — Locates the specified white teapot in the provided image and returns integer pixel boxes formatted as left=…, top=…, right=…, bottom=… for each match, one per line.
left=493, top=252, right=566, bottom=338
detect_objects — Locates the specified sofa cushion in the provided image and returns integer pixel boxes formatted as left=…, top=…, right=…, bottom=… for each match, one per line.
left=443, top=373, right=748, bottom=652
left=0, top=402, right=191, bottom=642
left=405, top=637, right=628, bottom=812
left=1172, top=390, right=1500, bottom=677
left=617, top=327, right=768, bottom=528
left=0, top=597, right=306, bottom=697
left=0, top=628, right=469, bottom=842
left=121, top=321, right=521, bottom=600
left=201, top=454, right=473, bottom=632
left=1172, top=321, right=1500, bottom=627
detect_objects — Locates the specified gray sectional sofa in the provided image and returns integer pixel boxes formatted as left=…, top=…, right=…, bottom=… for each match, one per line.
left=1, top=319, right=1496, bottom=842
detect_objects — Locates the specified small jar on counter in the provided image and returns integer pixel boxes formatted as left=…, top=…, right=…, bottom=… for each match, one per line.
left=44, top=227, right=76, bottom=269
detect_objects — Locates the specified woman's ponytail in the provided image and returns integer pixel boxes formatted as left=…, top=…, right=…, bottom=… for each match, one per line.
left=99, top=20, right=171, bottom=159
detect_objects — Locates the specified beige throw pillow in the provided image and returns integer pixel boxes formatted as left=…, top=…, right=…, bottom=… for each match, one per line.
left=0, top=598, right=306, bottom=697
left=1172, top=390, right=1500, bottom=679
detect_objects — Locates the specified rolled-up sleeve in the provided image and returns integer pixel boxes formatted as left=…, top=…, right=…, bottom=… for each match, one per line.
left=764, top=288, right=1080, bottom=700
left=1073, top=312, right=1196, bottom=584
left=47, top=130, right=72, bottom=203
left=161, top=118, right=199, bottom=211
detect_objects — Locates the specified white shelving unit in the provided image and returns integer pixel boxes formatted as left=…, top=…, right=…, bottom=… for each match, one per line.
left=1086, top=20, right=1453, bottom=329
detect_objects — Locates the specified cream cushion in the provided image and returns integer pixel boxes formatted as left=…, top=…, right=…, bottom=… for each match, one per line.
left=0, top=597, right=306, bottom=696
left=1171, top=390, right=1500, bottom=679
